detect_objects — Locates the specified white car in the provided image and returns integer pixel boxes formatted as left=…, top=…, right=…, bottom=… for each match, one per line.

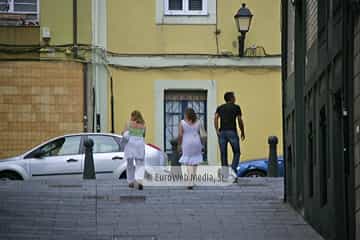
left=0, top=133, right=167, bottom=180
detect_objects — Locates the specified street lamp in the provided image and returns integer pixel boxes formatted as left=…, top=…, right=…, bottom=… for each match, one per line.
left=234, top=3, right=253, bottom=57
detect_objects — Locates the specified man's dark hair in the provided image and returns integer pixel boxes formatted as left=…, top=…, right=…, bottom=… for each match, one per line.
left=224, top=92, right=235, bottom=102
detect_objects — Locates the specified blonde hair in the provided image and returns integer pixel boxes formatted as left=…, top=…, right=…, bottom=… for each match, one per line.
left=131, top=110, right=145, bottom=124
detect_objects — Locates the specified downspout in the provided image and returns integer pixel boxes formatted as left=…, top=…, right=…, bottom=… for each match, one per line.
left=110, top=77, right=115, bottom=133
left=281, top=0, right=288, bottom=203
left=83, top=64, right=88, bottom=132
left=73, top=0, right=78, bottom=58
left=93, top=87, right=96, bottom=132
left=215, top=0, right=220, bottom=54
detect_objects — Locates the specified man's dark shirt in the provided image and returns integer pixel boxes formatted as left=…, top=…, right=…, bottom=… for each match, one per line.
left=216, top=103, right=242, bottom=131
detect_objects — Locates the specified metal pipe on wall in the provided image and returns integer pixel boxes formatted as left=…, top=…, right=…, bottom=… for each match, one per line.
left=110, top=77, right=115, bottom=133
left=83, top=64, right=88, bottom=132
left=281, top=0, right=288, bottom=202
left=73, top=0, right=78, bottom=58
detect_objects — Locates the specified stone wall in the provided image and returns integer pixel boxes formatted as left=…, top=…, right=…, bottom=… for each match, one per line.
left=0, top=61, right=84, bottom=158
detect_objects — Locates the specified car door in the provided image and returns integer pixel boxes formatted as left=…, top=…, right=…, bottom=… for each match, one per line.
left=86, top=135, right=125, bottom=179
left=29, top=136, right=83, bottom=179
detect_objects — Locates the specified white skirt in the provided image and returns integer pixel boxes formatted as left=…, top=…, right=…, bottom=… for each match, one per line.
left=179, top=154, right=203, bottom=165
left=124, top=136, right=145, bottom=160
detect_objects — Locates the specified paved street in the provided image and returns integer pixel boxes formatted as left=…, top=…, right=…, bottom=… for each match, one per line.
left=0, top=178, right=323, bottom=240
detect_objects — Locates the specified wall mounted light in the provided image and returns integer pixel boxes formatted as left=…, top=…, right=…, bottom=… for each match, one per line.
left=234, top=3, right=253, bottom=57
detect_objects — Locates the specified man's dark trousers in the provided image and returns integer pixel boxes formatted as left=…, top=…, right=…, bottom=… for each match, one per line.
left=218, top=130, right=240, bottom=174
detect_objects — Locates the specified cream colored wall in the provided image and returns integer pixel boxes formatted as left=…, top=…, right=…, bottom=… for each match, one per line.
left=40, top=0, right=92, bottom=45
left=0, top=27, right=39, bottom=45
left=40, top=0, right=281, bottom=54
left=107, top=0, right=215, bottom=54
left=0, top=27, right=40, bottom=59
left=111, top=67, right=283, bottom=162
left=77, top=0, right=92, bottom=44
left=107, top=0, right=281, bottom=55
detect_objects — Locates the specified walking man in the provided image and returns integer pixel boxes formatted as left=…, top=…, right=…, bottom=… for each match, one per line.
left=214, top=92, right=245, bottom=181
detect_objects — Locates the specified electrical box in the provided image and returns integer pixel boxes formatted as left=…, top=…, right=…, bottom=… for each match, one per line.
left=42, top=27, right=51, bottom=40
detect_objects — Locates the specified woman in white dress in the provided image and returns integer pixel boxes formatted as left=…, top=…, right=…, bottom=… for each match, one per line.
left=178, top=108, right=205, bottom=189
left=122, top=110, right=146, bottom=190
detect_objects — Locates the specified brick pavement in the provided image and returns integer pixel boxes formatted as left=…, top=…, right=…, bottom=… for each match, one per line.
left=0, top=178, right=323, bottom=240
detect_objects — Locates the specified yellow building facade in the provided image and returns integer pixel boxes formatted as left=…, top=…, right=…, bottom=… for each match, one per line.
left=0, top=0, right=282, bottom=163
left=107, top=0, right=281, bottom=55
left=105, top=0, right=283, bottom=163
left=112, top=67, right=282, bottom=163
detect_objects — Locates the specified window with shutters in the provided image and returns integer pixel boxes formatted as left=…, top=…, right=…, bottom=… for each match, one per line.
left=0, top=0, right=39, bottom=25
left=0, top=0, right=38, bottom=14
left=164, top=0, right=207, bottom=15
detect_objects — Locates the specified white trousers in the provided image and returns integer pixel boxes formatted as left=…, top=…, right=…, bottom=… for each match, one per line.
left=126, top=158, right=144, bottom=183
left=124, top=136, right=145, bottom=183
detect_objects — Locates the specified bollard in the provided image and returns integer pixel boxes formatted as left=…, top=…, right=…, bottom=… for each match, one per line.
left=267, top=136, right=279, bottom=177
left=170, top=138, right=181, bottom=166
left=170, top=138, right=182, bottom=176
left=83, top=138, right=96, bottom=179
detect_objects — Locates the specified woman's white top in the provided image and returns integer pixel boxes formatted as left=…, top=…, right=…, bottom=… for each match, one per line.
left=124, top=123, right=145, bottom=160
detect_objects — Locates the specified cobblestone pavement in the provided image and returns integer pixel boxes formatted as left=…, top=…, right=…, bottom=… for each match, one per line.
left=0, top=178, right=323, bottom=240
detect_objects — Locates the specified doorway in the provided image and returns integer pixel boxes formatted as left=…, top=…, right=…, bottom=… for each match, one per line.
left=164, top=90, right=207, bottom=161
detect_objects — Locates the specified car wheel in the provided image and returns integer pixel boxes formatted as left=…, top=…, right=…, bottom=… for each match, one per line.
left=0, top=171, right=23, bottom=181
left=244, top=170, right=266, bottom=178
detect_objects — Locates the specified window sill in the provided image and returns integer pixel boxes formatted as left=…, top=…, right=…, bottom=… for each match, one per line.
left=164, top=11, right=209, bottom=16
left=0, top=13, right=39, bottom=26
left=0, top=11, right=38, bottom=15
left=157, top=0, right=215, bottom=25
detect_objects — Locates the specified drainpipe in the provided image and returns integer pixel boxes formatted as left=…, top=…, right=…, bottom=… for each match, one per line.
left=73, top=0, right=78, bottom=58
left=92, top=87, right=96, bottom=132
left=110, top=77, right=115, bottom=133
left=83, top=64, right=88, bottom=132
left=281, top=0, right=288, bottom=202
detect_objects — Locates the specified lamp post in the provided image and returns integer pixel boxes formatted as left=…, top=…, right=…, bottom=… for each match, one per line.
left=234, top=3, right=253, bottom=57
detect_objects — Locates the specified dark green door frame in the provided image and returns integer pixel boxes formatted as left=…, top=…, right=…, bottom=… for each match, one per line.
left=294, top=0, right=306, bottom=210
